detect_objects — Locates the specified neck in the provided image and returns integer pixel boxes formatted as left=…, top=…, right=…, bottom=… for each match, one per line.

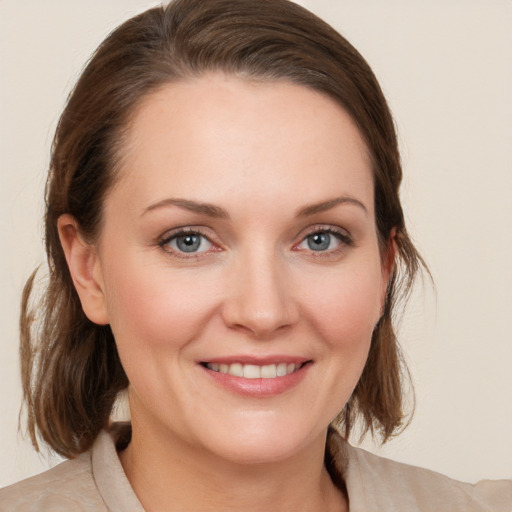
left=119, top=417, right=347, bottom=512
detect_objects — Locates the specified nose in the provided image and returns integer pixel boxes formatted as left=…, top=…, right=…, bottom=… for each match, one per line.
left=221, top=249, right=299, bottom=338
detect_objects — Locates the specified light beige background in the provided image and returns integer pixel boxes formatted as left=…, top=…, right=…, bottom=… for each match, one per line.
left=1, top=0, right=511, bottom=487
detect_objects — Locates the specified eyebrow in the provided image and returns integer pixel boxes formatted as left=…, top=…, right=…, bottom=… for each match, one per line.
left=296, top=196, right=368, bottom=217
left=142, top=195, right=367, bottom=219
left=142, top=198, right=230, bottom=219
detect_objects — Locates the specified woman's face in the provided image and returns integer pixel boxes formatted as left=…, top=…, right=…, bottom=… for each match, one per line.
left=92, top=74, right=391, bottom=463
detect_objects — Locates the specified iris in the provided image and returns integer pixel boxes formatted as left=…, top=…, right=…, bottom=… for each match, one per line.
left=307, top=232, right=331, bottom=251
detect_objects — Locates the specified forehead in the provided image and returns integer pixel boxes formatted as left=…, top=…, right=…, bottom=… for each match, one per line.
left=113, top=73, right=374, bottom=216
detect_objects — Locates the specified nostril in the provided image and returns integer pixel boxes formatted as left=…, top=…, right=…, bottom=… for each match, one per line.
left=221, top=267, right=300, bottom=336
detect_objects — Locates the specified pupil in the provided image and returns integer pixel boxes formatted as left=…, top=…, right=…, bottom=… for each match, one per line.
left=177, top=234, right=200, bottom=252
left=308, top=232, right=330, bottom=251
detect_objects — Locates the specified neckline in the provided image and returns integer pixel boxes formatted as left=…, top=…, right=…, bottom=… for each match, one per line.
left=91, top=422, right=350, bottom=511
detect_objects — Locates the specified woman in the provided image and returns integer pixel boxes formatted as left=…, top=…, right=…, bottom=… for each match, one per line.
left=1, top=0, right=510, bottom=510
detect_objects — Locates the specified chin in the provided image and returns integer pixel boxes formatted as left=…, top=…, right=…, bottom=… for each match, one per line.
left=194, top=417, right=326, bottom=466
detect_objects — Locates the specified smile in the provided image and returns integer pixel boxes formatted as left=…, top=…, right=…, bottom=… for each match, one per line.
left=199, top=359, right=312, bottom=397
left=204, top=362, right=303, bottom=379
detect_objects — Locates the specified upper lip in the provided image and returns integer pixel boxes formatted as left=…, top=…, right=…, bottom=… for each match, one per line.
left=199, top=355, right=312, bottom=365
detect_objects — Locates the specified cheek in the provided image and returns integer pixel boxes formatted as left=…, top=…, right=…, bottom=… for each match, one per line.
left=298, top=262, right=383, bottom=348
left=101, top=257, right=220, bottom=356
left=101, top=260, right=223, bottom=415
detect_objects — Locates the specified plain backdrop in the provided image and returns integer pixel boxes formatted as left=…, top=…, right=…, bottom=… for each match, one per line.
left=0, top=0, right=511, bottom=487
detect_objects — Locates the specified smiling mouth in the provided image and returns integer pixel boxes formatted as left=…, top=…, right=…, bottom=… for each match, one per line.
left=201, top=361, right=310, bottom=379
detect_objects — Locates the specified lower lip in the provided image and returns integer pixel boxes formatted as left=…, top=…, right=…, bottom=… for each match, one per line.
left=200, top=363, right=311, bottom=397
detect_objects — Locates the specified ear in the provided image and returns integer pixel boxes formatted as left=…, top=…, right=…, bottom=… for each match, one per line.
left=58, top=214, right=109, bottom=325
left=380, top=228, right=398, bottom=311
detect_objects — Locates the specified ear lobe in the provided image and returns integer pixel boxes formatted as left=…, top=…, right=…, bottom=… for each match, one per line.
left=57, top=214, right=109, bottom=325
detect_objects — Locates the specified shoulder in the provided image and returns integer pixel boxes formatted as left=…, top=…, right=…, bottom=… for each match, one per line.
left=347, top=444, right=511, bottom=511
left=327, top=428, right=512, bottom=512
left=0, top=451, right=107, bottom=512
left=0, top=425, right=142, bottom=512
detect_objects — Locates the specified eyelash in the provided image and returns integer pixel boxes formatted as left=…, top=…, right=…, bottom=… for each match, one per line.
left=158, top=225, right=353, bottom=259
left=158, top=227, right=217, bottom=259
left=294, top=226, right=353, bottom=256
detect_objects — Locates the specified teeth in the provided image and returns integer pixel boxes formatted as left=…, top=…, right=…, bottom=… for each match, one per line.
left=261, top=364, right=277, bottom=378
left=277, top=363, right=288, bottom=377
left=229, top=363, right=243, bottom=377
left=243, top=364, right=261, bottom=379
left=205, top=362, right=300, bottom=379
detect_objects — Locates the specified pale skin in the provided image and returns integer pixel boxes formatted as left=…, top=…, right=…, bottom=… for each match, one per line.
left=59, top=74, right=395, bottom=511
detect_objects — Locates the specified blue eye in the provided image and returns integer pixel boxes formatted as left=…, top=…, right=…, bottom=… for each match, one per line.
left=307, top=232, right=332, bottom=251
left=297, top=228, right=351, bottom=253
left=163, top=232, right=213, bottom=254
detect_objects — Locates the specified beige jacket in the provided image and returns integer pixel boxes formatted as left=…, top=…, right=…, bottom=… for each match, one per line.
left=1, top=426, right=511, bottom=511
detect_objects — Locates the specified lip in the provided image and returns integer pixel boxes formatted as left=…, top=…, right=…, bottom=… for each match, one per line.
left=199, top=358, right=312, bottom=398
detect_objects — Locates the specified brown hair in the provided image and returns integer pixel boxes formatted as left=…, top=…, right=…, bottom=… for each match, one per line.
left=21, top=0, right=424, bottom=458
